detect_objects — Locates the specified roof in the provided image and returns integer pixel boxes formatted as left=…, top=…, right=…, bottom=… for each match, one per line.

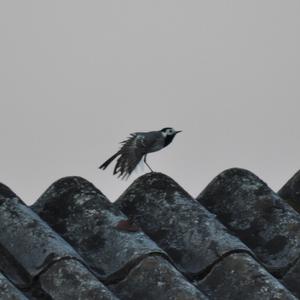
left=0, top=169, right=300, bottom=299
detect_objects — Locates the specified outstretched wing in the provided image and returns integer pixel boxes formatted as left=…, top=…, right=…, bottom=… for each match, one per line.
left=114, top=133, right=147, bottom=178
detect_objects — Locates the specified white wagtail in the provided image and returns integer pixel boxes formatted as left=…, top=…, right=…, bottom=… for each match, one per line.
left=99, top=127, right=182, bottom=178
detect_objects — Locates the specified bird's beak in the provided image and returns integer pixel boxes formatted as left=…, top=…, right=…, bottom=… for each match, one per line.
left=175, top=130, right=182, bottom=134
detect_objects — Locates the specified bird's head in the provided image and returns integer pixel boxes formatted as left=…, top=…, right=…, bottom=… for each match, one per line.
left=160, top=127, right=182, bottom=137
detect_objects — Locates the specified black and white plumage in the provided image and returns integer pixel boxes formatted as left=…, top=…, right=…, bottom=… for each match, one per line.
left=99, top=127, right=181, bottom=178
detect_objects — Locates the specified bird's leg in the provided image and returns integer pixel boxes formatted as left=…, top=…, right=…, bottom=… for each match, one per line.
left=144, top=155, right=153, bottom=172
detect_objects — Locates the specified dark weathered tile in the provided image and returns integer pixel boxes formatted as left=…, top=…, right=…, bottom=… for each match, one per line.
left=282, top=257, right=300, bottom=299
left=2, top=170, right=299, bottom=300
left=0, top=272, right=29, bottom=300
left=32, top=176, right=167, bottom=282
left=278, top=170, right=300, bottom=213
left=39, top=259, right=118, bottom=300
left=197, top=168, right=300, bottom=276
left=0, top=183, right=81, bottom=287
left=116, top=172, right=251, bottom=276
left=198, top=253, right=297, bottom=300
left=110, top=256, right=208, bottom=300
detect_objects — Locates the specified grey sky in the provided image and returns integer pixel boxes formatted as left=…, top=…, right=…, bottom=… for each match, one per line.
left=0, top=1, right=300, bottom=204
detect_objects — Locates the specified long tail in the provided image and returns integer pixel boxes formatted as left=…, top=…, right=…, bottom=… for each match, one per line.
left=99, top=151, right=121, bottom=170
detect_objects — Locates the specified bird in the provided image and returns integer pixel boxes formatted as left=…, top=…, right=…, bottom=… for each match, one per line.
left=99, top=127, right=182, bottom=178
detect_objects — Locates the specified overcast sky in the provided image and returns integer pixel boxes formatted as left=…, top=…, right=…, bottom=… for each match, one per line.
left=0, top=1, right=300, bottom=204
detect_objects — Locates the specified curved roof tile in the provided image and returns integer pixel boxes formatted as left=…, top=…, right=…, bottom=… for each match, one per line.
left=116, top=172, right=252, bottom=276
left=197, top=168, right=300, bottom=277
left=1, top=170, right=300, bottom=299
left=32, top=176, right=167, bottom=282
